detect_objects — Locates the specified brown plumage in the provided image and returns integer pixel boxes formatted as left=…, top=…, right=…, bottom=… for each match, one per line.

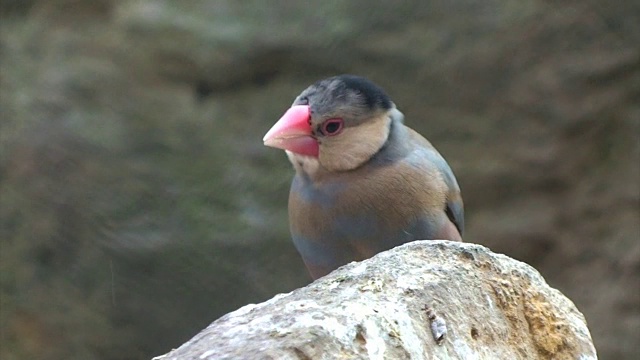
left=264, top=75, right=463, bottom=279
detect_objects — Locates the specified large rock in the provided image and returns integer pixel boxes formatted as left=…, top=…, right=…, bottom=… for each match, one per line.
left=156, top=241, right=597, bottom=360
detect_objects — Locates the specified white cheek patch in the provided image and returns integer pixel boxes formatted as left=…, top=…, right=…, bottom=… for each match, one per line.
left=319, top=114, right=391, bottom=172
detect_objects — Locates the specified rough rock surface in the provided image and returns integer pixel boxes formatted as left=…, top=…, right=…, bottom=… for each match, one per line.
left=156, top=241, right=597, bottom=360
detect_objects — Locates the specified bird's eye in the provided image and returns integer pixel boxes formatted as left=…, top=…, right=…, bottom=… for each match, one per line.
left=321, top=119, right=344, bottom=136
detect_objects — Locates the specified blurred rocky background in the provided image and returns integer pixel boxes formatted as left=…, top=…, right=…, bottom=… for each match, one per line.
left=0, top=1, right=638, bottom=359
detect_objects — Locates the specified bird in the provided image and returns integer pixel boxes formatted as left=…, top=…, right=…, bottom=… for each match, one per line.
left=263, top=75, right=463, bottom=279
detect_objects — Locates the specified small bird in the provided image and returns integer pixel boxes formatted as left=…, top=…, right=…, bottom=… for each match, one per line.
left=263, top=75, right=463, bottom=279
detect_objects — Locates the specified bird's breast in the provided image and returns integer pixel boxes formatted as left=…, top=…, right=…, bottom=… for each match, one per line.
left=289, top=162, right=445, bottom=252
left=288, top=158, right=452, bottom=278
left=289, top=174, right=387, bottom=245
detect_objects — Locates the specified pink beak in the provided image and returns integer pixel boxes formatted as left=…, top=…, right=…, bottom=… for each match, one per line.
left=263, top=105, right=319, bottom=157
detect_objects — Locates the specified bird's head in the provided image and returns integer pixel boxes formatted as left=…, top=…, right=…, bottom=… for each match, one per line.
left=263, top=75, right=402, bottom=173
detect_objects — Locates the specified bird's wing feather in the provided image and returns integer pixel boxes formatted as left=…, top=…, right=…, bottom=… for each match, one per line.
left=405, top=127, right=464, bottom=236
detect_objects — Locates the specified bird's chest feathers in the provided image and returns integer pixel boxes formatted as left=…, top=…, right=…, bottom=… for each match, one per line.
left=289, top=182, right=385, bottom=243
left=288, top=163, right=443, bottom=241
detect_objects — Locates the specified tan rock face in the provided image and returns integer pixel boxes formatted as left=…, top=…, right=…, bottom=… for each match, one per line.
left=157, top=241, right=597, bottom=360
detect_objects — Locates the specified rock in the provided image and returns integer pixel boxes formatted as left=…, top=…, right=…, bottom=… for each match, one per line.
left=155, top=241, right=597, bottom=360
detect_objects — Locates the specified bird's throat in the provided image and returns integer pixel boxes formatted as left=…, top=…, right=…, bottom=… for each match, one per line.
left=286, top=151, right=321, bottom=179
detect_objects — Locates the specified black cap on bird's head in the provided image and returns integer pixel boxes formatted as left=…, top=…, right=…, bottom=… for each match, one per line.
left=299, top=74, right=393, bottom=112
